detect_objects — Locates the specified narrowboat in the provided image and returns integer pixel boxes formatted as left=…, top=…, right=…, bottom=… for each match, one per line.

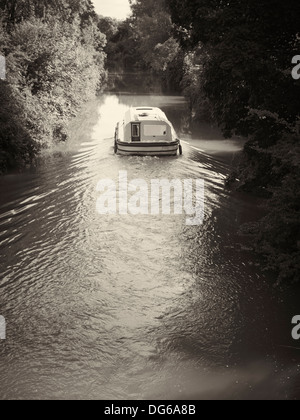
left=114, top=107, right=182, bottom=156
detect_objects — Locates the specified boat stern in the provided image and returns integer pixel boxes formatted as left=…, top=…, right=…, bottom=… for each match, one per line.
left=115, top=140, right=181, bottom=156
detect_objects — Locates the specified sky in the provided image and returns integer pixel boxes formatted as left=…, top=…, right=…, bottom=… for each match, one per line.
left=92, top=0, right=131, bottom=20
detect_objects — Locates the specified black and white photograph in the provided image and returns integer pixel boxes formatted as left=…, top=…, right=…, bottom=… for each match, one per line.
left=0, top=0, right=299, bottom=402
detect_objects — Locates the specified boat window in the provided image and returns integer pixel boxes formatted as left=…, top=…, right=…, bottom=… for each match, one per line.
left=132, top=124, right=140, bottom=138
left=144, top=125, right=167, bottom=137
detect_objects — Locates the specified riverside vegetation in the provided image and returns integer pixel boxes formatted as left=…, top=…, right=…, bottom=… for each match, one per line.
left=1, top=0, right=299, bottom=284
left=0, top=0, right=106, bottom=172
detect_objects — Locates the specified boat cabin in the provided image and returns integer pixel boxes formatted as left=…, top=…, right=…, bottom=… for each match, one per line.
left=120, top=107, right=176, bottom=143
left=114, top=106, right=182, bottom=156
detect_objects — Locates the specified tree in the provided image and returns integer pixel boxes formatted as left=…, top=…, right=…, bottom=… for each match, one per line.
left=130, top=0, right=178, bottom=71
left=0, top=0, right=107, bottom=171
left=97, top=16, right=119, bottom=41
left=0, top=0, right=98, bottom=26
left=167, top=0, right=300, bottom=136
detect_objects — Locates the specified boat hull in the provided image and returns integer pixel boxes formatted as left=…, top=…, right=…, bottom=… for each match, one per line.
left=116, top=140, right=180, bottom=156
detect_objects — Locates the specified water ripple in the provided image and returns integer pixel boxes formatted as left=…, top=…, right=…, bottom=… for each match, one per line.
left=0, top=94, right=297, bottom=400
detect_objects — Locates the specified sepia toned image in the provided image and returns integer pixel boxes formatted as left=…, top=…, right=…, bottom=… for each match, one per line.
left=0, top=0, right=299, bottom=402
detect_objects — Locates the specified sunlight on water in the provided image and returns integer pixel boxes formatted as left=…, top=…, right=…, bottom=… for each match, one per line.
left=0, top=94, right=299, bottom=400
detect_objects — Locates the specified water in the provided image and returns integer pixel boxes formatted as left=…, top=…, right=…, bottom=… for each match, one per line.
left=0, top=93, right=299, bottom=400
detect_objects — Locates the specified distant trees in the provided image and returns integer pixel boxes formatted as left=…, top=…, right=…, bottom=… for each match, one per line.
left=130, top=0, right=175, bottom=70
left=98, top=0, right=183, bottom=91
left=97, top=17, right=140, bottom=72
left=98, top=0, right=184, bottom=90
left=97, top=16, right=119, bottom=41
left=0, top=0, right=107, bottom=173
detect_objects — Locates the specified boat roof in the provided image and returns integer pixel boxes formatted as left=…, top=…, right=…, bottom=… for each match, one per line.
left=124, top=107, right=170, bottom=124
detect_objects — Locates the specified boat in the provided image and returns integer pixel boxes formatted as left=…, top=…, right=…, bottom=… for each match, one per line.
left=114, top=107, right=182, bottom=156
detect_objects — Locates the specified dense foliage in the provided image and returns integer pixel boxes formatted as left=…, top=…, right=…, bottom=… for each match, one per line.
left=97, top=16, right=140, bottom=73
left=0, top=0, right=107, bottom=173
left=97, top=0, right=184, bottom=92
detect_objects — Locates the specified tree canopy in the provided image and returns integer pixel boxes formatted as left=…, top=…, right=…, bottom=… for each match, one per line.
left=0, top=0, right=107, bottom=173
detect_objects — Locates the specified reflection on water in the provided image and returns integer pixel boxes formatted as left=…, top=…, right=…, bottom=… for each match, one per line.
left=0, top=94, right=299, bottom=400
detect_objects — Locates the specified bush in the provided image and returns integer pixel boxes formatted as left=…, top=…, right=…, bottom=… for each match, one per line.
left=255, top=136, right=300, bottom=284
left=0, top=5, right=107, bottom=172
left=0, top=81, right=39, bottom=173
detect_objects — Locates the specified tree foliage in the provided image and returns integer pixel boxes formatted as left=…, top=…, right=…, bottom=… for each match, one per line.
left=168, top=0, right=300, bottom=134
left=97, top=17, right=140, bottom=72
left=130, top=0, right=175, bottom=70
left=103, top=0, right=184, bottom=90
left=0, top=0, right=107, bottom=173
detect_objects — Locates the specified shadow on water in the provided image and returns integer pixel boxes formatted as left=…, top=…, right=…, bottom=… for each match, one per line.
left=0, top=93, right=299, bottom=400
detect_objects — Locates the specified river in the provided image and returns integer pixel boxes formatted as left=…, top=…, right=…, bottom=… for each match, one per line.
left=0, top=93, right=299, bottom=400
